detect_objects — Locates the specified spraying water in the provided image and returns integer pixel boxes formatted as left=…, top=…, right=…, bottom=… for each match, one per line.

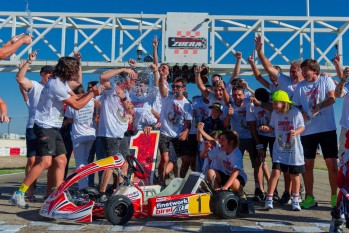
left=25, top=0, right=33, bottom=35
left=114, top=66, right=155, bottom=102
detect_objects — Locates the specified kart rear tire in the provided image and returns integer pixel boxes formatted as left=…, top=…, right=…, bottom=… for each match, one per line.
left=211, top=190, right=240, bottom=219
left=82, top=187, right=100, bottom=200
left=106, top=195, right=134, bottom=225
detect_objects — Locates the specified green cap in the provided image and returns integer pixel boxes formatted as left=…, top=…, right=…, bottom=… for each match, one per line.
left=272, top=90, right=295, bottom=105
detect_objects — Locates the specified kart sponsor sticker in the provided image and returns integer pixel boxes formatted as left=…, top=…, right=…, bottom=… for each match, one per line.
left=154, top=198, right=189, bottom=215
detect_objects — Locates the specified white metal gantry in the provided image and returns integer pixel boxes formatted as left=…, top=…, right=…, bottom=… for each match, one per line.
left=0, top=11, right=349, bottom=76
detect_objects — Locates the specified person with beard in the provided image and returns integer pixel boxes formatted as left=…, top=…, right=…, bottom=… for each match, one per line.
left=158, top=65, right=193, bottom=185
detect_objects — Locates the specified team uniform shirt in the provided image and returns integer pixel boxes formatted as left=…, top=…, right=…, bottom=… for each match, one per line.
left=207, top=146, right=247, bottom=184
left=292, top=75, right=336, bottom=136
left=246, top=104, right=275, bottom=137
left=339, top=83, right=349, bottom=130
left=97, top=82, right=130, bottom=138
left=26, top=80, right=44, bottom=128
left=34, top=77, right=71, bottom=128
left=130, top=87, right=158, bottom=131
left=269, top=106, right=305, bottom=166
left=277, top=72, right=296, bottom=98
left=189, top=97, right=211, bottom=134
left=223, top=99, right=252, bottom=139
left=160, top=95, right=193, bottom=138
left=64, top=98, right=96, bottom=143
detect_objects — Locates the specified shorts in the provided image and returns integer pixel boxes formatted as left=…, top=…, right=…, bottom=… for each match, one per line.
left=272, top=162, right=305, bottom=175
left=26, top=128, right=38, bottom=157
left=158, top=134, right=188, bottom=157
left=186, top=134, right=198, bottom=157
left=301, top=130, right=338, bottom=159
left=99, top=136, right=129, bottom=158
left=217, top=170, right=246, bottom=187
left=34, top=124, right=67, bottom=158
left=239, top=138, right=257, bottom=168
left=258, top=135, right=275, bottom=158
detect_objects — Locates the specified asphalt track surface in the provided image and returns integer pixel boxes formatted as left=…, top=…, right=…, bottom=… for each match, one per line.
left=0, top=161, right=346, bottom=233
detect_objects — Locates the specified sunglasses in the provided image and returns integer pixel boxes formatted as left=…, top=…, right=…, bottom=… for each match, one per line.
left=171, top=85, right=183, bottom=89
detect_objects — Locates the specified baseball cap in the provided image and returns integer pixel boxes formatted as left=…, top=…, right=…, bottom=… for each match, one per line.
left=40, top=65, right=54, bottom=73
left=272, top=90, right=294, bottom=105
left=209, top=103, right=223, bottom=112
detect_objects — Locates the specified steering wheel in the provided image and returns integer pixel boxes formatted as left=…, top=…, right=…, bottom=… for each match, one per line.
left=126, top=155, right=145, bottom=175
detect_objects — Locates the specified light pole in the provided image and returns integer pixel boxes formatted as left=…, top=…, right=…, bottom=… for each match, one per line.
left=306, top=0, right=310, bottom=17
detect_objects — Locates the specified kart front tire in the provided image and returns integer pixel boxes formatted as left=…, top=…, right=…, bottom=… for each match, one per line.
left=106, top=195, right=134, bottom=225
left=211, top=190, right=240, bottom=219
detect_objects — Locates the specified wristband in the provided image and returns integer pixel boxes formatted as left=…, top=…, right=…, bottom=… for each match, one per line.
left=121, top=96, right=127, bottom=102
left=340, top=79, right=347, bottom=84
left=26, top=60, right=32, bottom=64
left=256, top=144, right=264, bottom=150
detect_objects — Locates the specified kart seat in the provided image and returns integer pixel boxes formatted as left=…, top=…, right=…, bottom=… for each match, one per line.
left=156, top=178, right=184, bottom=197
left=180, top=172, right=206, bottom=194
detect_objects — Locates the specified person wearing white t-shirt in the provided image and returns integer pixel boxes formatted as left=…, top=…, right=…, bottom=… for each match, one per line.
left=97, top=68, right=137, bottom=200
left=158, top=66, right=193, bottom=185
left=260, top=90, right=305, bottom=211
left=292, top=59, right=338, bottom=209
left=15, top=50, right=53, bottom=200
left=10, top=56, right=101, bottom=209
left=64, top=85, right=96, bottom=190
left=200, top=130, right=247, bottom=197
left=254, top=35, right=304, bottom=99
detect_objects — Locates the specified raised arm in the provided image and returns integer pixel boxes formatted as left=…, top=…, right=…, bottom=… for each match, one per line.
left=16, top=51, right=37, bottom=91
left=248, top=55, right=270, bottom=89
left=228, top=51, right=242, bottom=84
left=0, top=34, right=33, bottom=60
left=335, top=67, right=349, bottom=98
left=158, top=65, right=169, bottom=98
left=152, top=36, right=158, bottom=67
left=194, top=66, right=210, bottom=98
left=100, top=68, right=136, bottom=90
left=254, top=36, right=279, bottom=80
left=332, top=53, right=343, bottom=80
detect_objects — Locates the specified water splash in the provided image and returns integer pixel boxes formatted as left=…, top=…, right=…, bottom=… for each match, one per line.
left=114, top=67, right=155, bottom=101
left=25, top=0, right=33, bottom=35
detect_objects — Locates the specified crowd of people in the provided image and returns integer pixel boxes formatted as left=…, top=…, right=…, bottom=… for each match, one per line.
left=1, top=33, right=349, bottom=230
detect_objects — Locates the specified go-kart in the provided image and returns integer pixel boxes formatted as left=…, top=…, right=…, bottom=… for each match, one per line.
left=40, top=154, right=253, bottom=225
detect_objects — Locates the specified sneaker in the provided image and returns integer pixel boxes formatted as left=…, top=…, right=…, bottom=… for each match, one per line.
left=252, top=188, right=266, bottom=202
left=300, top=196, right=317, bottom=209
left=9, top=192, right=29, bottom=209
left=331, top=194, right=337, bottom=208
left=265, top=198, right=273, bottom=209
left=292, top=199, right=301, bottom=211
left=278, top=191, right=291, bottom=205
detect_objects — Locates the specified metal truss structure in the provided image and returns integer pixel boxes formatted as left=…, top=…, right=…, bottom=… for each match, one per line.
left=1, top=11, right=349, bottom=76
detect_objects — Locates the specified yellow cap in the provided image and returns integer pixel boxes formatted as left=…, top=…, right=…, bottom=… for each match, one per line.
left=272, top=90, right=294, bottom=105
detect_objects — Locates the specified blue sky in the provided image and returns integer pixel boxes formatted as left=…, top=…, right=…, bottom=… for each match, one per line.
left=0, top=0, right=348, bottom=135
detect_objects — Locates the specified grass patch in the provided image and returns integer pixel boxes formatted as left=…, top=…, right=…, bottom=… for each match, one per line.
left=0, top=168, right=25, bottom=175
left=0, top=158, right=77, bottom=175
